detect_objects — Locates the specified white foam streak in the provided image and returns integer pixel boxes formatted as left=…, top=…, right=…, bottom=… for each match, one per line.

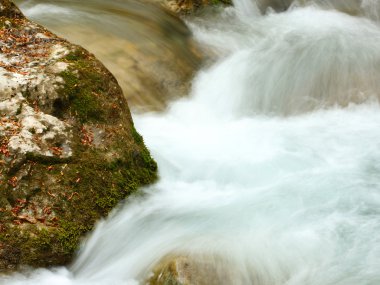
left=192, top=6, right=380, bottom=117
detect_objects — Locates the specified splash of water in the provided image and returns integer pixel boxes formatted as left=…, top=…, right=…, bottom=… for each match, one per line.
left=234, top=0, right=380, bottom=20
left=2, top=1, right=380, bottom=284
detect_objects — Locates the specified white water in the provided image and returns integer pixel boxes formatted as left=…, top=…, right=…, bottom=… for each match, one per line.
left=3, top=1, right=380, bottom=284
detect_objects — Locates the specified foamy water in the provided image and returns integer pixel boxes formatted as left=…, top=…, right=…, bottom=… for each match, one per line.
left=2, top=1, right=380, bottom=284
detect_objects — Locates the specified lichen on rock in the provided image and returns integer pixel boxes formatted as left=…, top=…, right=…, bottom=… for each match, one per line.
left=0, top=0, right=157, bottom=271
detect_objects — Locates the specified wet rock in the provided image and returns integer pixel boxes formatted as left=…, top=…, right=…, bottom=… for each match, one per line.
left=255, top=0, right=292, bottom=12
left=148, top=255, right=238, bottom=285
left=154, top=0, right=232, bottom=15
left=154, top=0, right=366, bottom=16
left=0, top=0, right=157, bottom=271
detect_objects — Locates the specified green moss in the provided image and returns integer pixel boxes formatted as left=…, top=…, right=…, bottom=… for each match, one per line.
left=64, top=50, right=87, bottom=61
left=131, top=125, right=157, bottom=172
left=57, top=220, right=92, bottom=255
left=131, top=125, right=144, bottom=145
left=71, top=89, right=103, bottom=122
left=59, top=69, right=104, bottom=122
left=0, top=220, right=93, bottom=267
left=56, top=49, right=113, bottom=123
left=63, top=147, right=156, bottom=214
left=210, top=0, right=232, bottom=5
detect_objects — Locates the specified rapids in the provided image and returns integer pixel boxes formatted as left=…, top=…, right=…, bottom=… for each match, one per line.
left=2, top=0, right=380, bottom=284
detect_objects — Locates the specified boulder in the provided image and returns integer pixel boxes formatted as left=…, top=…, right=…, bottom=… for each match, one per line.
left=154, top=0, right=232, bottom=15
left=148, top=254, right=238, bottom=285
left=0, top=0, right=157, bottom=271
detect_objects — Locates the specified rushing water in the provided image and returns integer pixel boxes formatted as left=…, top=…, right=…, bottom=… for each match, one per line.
left=3, top=0, right=380, bottom=284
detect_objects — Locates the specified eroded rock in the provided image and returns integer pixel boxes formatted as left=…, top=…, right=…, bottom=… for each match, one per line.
left=148, top=254, right=239, bottom=285
left=156, top=0, right=232, bottom=14
left=0, top=0, right=157, bottom=271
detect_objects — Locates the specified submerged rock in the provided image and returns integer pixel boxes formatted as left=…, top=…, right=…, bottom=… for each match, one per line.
left=154, top=0, right=232, bottom=15
left=0, top=0, right=157, bottom=271
left=148, top=254, right=239, bottom=285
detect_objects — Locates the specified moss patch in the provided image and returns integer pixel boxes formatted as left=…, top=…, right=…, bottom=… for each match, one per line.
left=57, top=50, right=107, bottom=122
left=210, top=0, right=232, bottom=6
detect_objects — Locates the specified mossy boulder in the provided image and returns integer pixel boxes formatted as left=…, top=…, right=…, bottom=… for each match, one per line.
left=0, top=0, right=157, bottom=271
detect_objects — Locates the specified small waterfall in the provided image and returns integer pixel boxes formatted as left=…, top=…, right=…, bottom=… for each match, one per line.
left=192, top=5, right=380, bottom=117
left=233, top=0, right=380, bottom=20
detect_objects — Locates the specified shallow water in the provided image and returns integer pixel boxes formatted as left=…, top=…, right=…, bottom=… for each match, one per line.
left=3, top=0, right=380, bottom=284
left=15, top=0, right=200, bottom=110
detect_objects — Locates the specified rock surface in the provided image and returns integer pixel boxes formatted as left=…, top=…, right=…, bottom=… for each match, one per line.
left=148, top=255, right=239, bottom=285
left=154, top=0, right=232, bottom=15
left=0, top=0, right=157, bottom=271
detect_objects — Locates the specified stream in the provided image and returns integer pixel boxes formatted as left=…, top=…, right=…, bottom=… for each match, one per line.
left=2, top=0, right=380, bottom=284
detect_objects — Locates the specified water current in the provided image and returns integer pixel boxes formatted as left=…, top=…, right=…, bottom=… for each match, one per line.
left=2, top=0, right=380, bottom=284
